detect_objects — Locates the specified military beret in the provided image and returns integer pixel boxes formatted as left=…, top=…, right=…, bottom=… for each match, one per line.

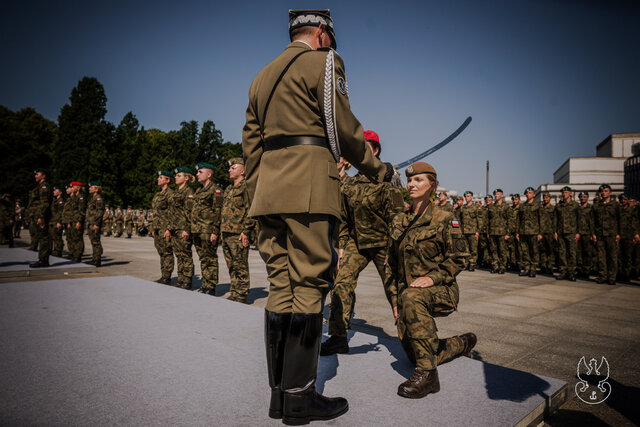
left=405, top=162, right=437, bottom=178
left=70, top=181, right=83, bottom=187
left=561, top=186, right=572, bottom=192
left=512, top=194, right=520, bottom=198
left=363, top=130, right=380, bottom=145
left=619, top=193, right=628, bottom=200
left=493, top=189, right=503, bottom=194
left=174, top=166, right=194, bottom=175
left=289, top=9, right=336, bottom=49
left=542, top=192, right=551, bottom=196
left=525, top=187, right=535, bottom=193
left=89, top=181, right=102, bottom=187
left=599, top=184, right=611, bottom=191
left=195, top=162, right=215, bottom=171
left=52, top=185, right=63, bottom=191
left=228, top=158, right=244, bottom=166
left=485, top=195, right=493, bottom=200
left=157, top=170, right=174, bottom=178
left=464, top=191, right=473, bottom=196
left=33, top=168, right=49, bottom=175
left=578, top=191, right=589, bottom=196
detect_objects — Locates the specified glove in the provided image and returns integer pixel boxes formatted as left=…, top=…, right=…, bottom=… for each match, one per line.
left=383, top=163, right=403, bottom=189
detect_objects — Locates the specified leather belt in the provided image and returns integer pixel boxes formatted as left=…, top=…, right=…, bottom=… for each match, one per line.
left=263, top=136, right=328, bottom=151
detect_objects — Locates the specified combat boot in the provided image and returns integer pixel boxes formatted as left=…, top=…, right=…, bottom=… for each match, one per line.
left=595, top=277, right=606, bottom=284
left=235, top=296, right=248, bottom=304
left=459, top=332, right=477, bottom=357
left=568, top=273, right=576, bottom=281
left=529, top=270, right=536, bottom=277
left=556, top=272, right=567, bottom=280
left=281, top=313, right=348, bottom=425
left=155, top=277, right=171, bottom=285
left=265, top=310, right=291, bottom=419
left=29, top=260, right=49, bottom=268
left=397, top=368, right=440, bottom=399
left=320, top=335, right=349, bottom=356
left=518, top=270, right=528, bottom=276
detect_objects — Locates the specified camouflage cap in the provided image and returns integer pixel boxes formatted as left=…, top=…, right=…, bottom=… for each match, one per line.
left=405, top=162, right=436, bottom=178
left=599, top=184, right=611, bottom=191
left=289, top=9, right=336, bottom=49
left=228, top=157, right=244, bottom=166
left=174, top=166, right=194, bottom=175
left=157, top=170, right=174, bottom=178
left=195, top=162, right=215, bottom=171
left=561, top=186, right=572, bottom=192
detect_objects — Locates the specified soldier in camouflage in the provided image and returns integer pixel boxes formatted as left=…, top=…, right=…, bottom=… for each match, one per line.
left=191, top=162, right=223, bottom=295
left=508, top=194, right=521, bottom=271
left=385, top=162, right=475, bottom=399
left=167, top=166, right=196, bottom=289
left=517, top=187, right=541, bottom=277
left=68, top=183, right=87, bottom=262
left=437, top=192, right=454, bottom=213
left=576, top=192, right=595, bottom=277
left=152, top=170, right=175, bottom=284
left=592, top=184, right=620, bottom=285
left=477, top=195, right=492, bottom=268
left=321, top=131, right=405, bottom=355
left=459, top=191, right=479, bottom=270
left=13, top=200, right=24, bottom=238
left=221, top=158, right=255, bottom=303
left=0, top=193, right=14, bottom=247
left=124, top=206, right=134, bottom=238
left=49, top=186, right=65, bottom=257
left=487, top=189, right=510, bottom=274
left=103, top=206, right=113, bottom=237
left=27, top=168, right=52, bottom=268
left=617, top=194, right=639, bottom=282
left=630, top=197, right=640, bottom=279
left=555, top=186, right=579, bottom=281
left=113, top=207, right=124, bottom=237
left=539, top=192, right=557, bottom=274
left=86, top=182, right=105, bottom=266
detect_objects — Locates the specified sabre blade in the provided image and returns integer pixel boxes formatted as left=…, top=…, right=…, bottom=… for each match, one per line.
left=394, top=116, right=472, bottom=169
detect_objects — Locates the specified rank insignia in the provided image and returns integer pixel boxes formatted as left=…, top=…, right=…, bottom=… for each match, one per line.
left=337, top=77, right=347, bottom=95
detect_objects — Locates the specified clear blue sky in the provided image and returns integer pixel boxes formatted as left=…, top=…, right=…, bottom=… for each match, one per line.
left=2, top=0, right=639, bottom=195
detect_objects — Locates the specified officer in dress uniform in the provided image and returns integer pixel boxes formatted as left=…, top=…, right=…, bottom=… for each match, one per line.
left=242, top=9, right=394, bottom=424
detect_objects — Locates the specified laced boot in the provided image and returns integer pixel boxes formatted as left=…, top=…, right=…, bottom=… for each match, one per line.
left=459, top=332, right=477, bottom=357
left=398, top=368, right=440, bottom=399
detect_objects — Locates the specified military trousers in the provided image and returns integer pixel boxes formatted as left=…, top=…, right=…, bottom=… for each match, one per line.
left=539, top=233, right=556, bottom=270
left=153, top=230, right=174, bottom=281
left=222, top=232, right=250, bottom=299
left=328, top=238, right=389, bottom=337
left=87, top=226, right=102, bottom=262
left=115, top=222, right=123, bottom=237
left=519, top=234, right=539, bottom=272
left=14, top=220, right=23, bottom=238
left=396, top=283, right=462, bottom=371
left=508, top=233, right=520, bottom=270
left=557, top=233, right=577, bottom=274
left=618, top=237, right=634, bottom=278
left=49, top=223, right=64, bottom=256
left=126, top=223, right=133, bottom=237
left=28, top=220, right=39, bottom=250
left=192, top=232, right=218, bottom=292
left=257, top=213, right=337, bottom=314
left=34, top=221, right=51, bottom=263
left=171, top=230, right=194, bottom=287
left=1, top=223, right=13, bottom=246
left=477, top=234, right=489, bottom=266
left=576, top=236, right=595, bottom=275
left=596, top=235, right=618, bottom=282
left=488, top=235, right=508, bottom=269
left=464, top=234, right=478, bottom=266
left=67, top=224, right=85, bottom=261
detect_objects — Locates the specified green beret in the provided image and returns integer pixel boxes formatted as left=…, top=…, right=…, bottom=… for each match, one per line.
left=525, top=187, right=535, bottom=193
left=493, top=188, right=503, bottom=194
left=52, top=185, right=63, bottom=191
left=157, top=170, right=174, bottom=178
left=228, top=157, right=244, bottom=166
left=512, top=194, right=520, bottom=198
left=174, top=166, right=194, bottom=175
left=561, top=186, right=572, bottom=192
left=484, top=195, right=493, bottom=200
left=619, top=193, right=628, bottom=200
left=195, top=162, right=215, bottom=171
left=89, top=181, right=102, bottom=187
left=463, top=191, right=473, bottom=196
left=34, top=168, right=49, bottom=175
left=578, top=191, right=589, bottom=197
left=598, top=184, right=611, bottom=191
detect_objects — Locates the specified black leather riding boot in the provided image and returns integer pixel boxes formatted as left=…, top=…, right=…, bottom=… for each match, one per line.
left=265, top=310, right=291, bottom=419
left=281, top=313, right=348, bottom=426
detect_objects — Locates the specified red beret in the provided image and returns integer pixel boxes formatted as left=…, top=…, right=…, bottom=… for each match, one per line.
left=363, top=130, right=380, bottom=145
left=70, top=181, right=83, bottom=187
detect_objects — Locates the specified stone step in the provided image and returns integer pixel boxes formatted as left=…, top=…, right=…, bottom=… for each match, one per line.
left=0, top=248, right=96, bottom=278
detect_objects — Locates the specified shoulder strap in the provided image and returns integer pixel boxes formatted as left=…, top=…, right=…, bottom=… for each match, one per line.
left=259, top=50, right=311, bottom=137
left=397, top=211, right=423, bottom=244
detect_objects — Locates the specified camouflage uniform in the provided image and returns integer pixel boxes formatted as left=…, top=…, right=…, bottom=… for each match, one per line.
left=152, top=187, right=175, bottom=281
left=113, top=208, right=124, bottom=237
left=576, top=202, right=595, bottom=276
left=386, top=204, right=468, bottom=371
left=68, top=192, right=87, bottom=261
left=86, top=192, right=104, bottom=264
left=592, top=199, right=620, bottom=283
left=191, top=181, right=223, bottom=293
left=168, top=185, right=195, bottom=288
left=221, top=180, right=255, bottom=300
left=124, top=209, right=134, bottom=237
left=26, top=204, right=38, bottom=250
left=518, top=200, right=540, bottom=274
left=555, top=199, right=579, bottom=276
left=487, top=201, right=510, bottom=271
left=0, top=197, right=14, bottom=246
left=508, top=202, right=521, bottom=270
left=477, top=204, right=490, bottom=267
left=327, top=173, right=404, bottom=338
left=459, top=202, right=479, bottom=268
left=49, top=194, right=65, bottom=256
left=13, top=203, right=24, bottom=238
left=61, top=193, right=74, bottom=256
left=539, top=202, right=557, bottom=272
left=618, top=203, right=638, bottom=280
left=27, top=179, right=52, bottom=263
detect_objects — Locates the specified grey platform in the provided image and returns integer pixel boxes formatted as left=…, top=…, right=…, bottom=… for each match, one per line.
left=0, top=276, right=567, bottom=426
left=0, top=248, right=96, bottom=278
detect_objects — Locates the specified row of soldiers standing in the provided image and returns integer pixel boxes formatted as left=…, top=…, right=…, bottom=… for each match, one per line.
left=150, top=158, right=254, bottom=303
left=101, top=207, right=153, bottom=238
left=448, top=184, right=639, bottom=285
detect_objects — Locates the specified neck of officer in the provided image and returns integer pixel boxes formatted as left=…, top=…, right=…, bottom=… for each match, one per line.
left=293, top=36, right=319, bottom=50
left=233, top=175, right=244, bottom=186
